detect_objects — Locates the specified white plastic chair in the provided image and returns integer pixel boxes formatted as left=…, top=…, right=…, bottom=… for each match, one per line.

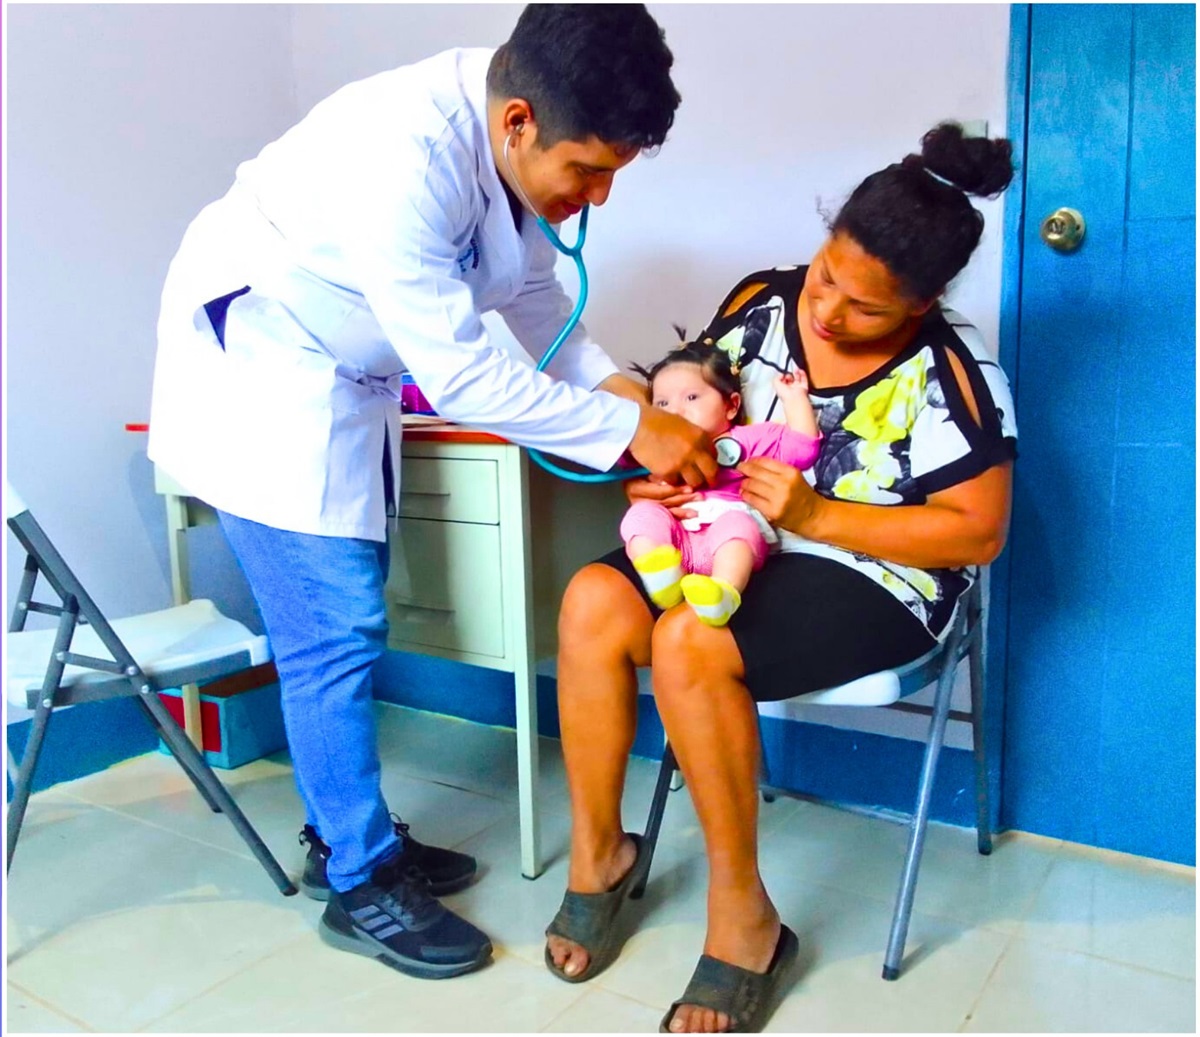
left=638, top=579, right=989, bottom=980
left=4, top=484, right=296, bottom=894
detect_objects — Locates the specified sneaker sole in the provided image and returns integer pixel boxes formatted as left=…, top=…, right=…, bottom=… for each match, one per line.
left=318, top=917, right=492, bottom=980
left=302, top=868, right=478, bottom=902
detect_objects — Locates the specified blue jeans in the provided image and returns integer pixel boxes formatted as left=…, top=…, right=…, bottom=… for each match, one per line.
left=217, top=511, right=399, bottom=891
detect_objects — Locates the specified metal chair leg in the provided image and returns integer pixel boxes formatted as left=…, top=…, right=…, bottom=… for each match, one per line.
left=8, top=555, right=40, bottom=634
left=134, top=694, right=224, bottom=814
left=641, top=743, right=677, bottom=884
left=6, top=698, right=54, bottom=872
left=140, top=687, right=297, bottom=896
left=8, top=602, right=78, bottom=872
left=968, top=625, right=993, bottom=855
left=881, top=617, right=964, bottom=981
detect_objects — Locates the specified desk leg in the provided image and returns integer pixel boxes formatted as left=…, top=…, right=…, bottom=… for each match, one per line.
left=502, top=449, right=542, bottom=879
left=163, top=493, right=203, bottom=749
left=515, top=654, right=541, bottom=880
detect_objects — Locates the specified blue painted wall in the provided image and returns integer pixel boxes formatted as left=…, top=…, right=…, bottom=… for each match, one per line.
left=6, top=699, right=159, bottom=801
left=372, top=652, right=984, bottom=827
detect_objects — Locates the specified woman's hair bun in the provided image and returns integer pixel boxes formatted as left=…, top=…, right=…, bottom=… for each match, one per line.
left=919, top=121, right=1014, bottom=198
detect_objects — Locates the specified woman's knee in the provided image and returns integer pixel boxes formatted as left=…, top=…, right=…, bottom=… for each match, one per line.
left=650, top=607, right=744, bottom=698
left=558, top=563, right=653, bottom=663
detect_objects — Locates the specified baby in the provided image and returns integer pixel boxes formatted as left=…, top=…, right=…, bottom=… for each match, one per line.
left=621, top=340, right=820, bottom=626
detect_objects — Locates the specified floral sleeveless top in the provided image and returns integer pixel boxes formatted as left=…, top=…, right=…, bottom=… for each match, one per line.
left=700, top=266, right=1018, bottom=639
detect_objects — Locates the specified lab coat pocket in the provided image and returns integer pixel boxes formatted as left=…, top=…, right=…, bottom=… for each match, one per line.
left=202, top=286, right=252, bottom=349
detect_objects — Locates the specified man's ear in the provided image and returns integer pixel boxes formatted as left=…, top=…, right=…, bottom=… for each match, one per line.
left=501, top=98, right=535, bottom=139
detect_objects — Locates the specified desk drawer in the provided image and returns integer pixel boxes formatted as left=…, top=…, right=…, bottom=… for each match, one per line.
left=399, top=458, right=499, bottom=524
left=386, top=518, right=504, bottom=658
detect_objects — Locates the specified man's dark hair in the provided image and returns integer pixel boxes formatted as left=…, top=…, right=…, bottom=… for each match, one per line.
left=831, top=122, right=1016, bottom=302
left=487, top=4, right=680, bottom=150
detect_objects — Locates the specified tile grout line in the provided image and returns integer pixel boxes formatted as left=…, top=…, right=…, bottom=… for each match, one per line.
left=6, top=977, right=97, bottom=1033
left=956, top=922, right=1021, bottom=1031
left=1000, top=933, right=1199, bottom=985
left=535, top=981, right=595, bottom=1032
left=33, top=788, right=299, bottom=873
left=134, top=933, right=317, bottom=1033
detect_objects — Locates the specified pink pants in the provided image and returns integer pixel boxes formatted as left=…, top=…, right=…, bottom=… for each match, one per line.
left=619, top=500, right=770, bottom=576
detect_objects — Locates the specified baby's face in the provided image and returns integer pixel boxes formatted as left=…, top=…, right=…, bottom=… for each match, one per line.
left=650, top=363, right=738, bottom=436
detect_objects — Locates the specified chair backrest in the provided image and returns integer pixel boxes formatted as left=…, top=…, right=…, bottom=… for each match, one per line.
left=6, top=493, right=270, bottom=711
left=4, top=481, right=29, bottom=521
left=6, top=492, right=161, bottom=691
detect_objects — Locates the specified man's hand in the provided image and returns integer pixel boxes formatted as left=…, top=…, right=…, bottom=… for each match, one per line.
left=737, top=456, right=825, bottom=536
left=628, top=405, right=718, bottom=488
left=624, top=476, right=701, bottom=520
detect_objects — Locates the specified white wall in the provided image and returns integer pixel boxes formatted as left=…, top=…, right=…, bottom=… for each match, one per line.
left=284, top=4, right=1010, bottom=362
left=5, top=4, right=1011, bottom=747
left=5, top=4, right=298, bottom=660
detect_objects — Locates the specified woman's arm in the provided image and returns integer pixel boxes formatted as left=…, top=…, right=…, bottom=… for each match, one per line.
left=738, top=459, right=1012, bottom=568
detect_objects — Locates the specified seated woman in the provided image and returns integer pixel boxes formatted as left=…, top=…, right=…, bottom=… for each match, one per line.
left=544, top=122, right=1017, bottom=1034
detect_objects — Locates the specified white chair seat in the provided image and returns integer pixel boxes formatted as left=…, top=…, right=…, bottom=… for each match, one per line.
left=793, top=670, right=902, bottom=706
left=6, top=599, right=269, bottom=707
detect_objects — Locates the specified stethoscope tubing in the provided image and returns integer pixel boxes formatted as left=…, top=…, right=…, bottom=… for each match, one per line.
left=503, top=131, right=649, bottom=483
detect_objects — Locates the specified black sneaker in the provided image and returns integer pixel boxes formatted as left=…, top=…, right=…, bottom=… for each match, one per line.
left=319, top=853, right=492, bottom=980
left=299, top=815, right=478, bottom=900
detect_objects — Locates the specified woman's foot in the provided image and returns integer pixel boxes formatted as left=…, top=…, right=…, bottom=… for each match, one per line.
left=666, top=902, right=781, bottom=1033
left=545, top=833, right=640, bottom=978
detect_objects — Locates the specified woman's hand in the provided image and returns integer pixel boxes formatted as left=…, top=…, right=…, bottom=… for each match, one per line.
left=737, top=457, right=824, bottom=536
left=624, top=476, right=701, bottom=521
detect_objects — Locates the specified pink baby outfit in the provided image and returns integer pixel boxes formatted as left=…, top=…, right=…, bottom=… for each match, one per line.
left=620, top=422, right=820, bottom=576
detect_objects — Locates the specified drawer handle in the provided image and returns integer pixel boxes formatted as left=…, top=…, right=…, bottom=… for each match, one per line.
left=390, top=601, right=456, bottom=616
left=404, top=490, right=451, bottom=498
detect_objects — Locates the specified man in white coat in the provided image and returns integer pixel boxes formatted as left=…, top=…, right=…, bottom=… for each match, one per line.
left=149, top=5, right=715, bottom=979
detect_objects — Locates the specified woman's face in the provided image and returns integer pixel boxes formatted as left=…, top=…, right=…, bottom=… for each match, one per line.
left=650, top=363, right=739, bottom=437
left=803, top=233, right=931, bottom=346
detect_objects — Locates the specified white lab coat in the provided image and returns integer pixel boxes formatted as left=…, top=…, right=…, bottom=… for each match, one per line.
left=149, top=48, right=640, bottom=542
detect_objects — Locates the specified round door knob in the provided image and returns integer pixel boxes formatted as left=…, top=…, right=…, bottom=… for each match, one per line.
left=1040, top=207, right=1086, bottom=252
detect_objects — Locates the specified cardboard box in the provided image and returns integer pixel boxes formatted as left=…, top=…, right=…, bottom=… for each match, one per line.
left=157, top=663, right=287, bottom=770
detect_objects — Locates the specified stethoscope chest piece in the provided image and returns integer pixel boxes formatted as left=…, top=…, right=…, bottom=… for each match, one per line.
left=714, top=436, right=746, bottom=468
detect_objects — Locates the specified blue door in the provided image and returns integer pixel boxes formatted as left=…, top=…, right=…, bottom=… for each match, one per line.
left=1001, top=4, right=1195, bottom=864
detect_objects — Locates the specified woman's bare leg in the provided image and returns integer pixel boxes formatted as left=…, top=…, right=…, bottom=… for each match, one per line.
left=546, top=563, right=655, bottom=977
left=652, top=608, right=779, bottom=1033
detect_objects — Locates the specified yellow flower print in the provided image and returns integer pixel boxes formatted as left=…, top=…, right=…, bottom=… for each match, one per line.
left=882, top=564, right=939, bottom=601
left=832, top=470, right=877, bottom=500
left=843, top=358, right=928, bottom=444
left=831, top=441, right=903, bottom=502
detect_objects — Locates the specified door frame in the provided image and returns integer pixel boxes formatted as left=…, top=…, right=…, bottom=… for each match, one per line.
left=989, top=3, right=1033, bottom=829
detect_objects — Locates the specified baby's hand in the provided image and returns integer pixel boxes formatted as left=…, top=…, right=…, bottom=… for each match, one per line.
left=773, top=370, right=810, bottom=400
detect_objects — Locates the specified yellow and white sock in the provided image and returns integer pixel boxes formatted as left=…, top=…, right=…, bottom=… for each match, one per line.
left=680, top=574, right=742, bottom=627
left=632, top=545, right=684, bottom=609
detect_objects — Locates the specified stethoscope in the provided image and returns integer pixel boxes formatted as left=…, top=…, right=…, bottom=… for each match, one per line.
left=502, top=128, right=650, bottom=483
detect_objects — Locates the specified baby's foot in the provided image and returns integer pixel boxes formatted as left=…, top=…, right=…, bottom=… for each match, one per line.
left=680, top=574, right=741, bottom=627
left=633, top=545, right=684, bottom=609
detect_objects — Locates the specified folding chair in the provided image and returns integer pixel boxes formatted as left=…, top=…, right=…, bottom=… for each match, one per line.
left=5, top=485, right=297, bottom=896
left=639, top=579, right=989, bottom=980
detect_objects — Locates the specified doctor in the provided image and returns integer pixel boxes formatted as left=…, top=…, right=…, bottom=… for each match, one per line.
left=149, top=4, right=714, bottom=981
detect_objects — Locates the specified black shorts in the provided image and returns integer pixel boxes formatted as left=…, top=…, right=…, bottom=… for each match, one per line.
left=597, top=547, right=938, bottom=703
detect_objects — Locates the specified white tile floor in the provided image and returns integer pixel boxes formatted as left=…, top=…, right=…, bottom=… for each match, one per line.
left=6, top=704, right=1196, bottom=1033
